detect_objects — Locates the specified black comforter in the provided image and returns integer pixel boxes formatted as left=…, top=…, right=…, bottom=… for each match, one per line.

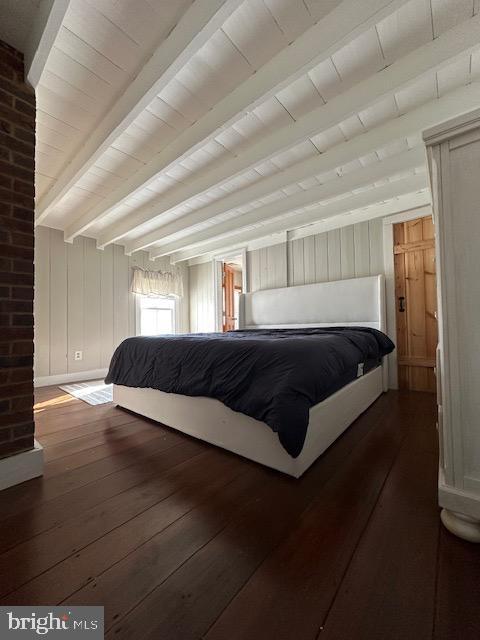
left=105, top=327, right=394, bottom=457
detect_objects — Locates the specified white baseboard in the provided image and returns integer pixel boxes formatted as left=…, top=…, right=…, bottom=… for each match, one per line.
left=34, top=368, right=109, bottom=388
left=439, top=476, right=480, bottom=520
left=0, top=439, right=44, bottom=491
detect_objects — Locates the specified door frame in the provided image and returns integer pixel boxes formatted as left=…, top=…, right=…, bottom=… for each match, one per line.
left=212, top=248, right=248, bottom=332
left=382, top=205, right=433, bottom=389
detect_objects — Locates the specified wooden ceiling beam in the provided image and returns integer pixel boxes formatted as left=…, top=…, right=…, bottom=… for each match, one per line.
left=89, top=13, right=480, bottom=247
left=185, top=192, right=431, bottom=266
left=62, top=0, right=412, bottom=241
left=166, top=174, right=428, bottom=262
left=152, top=147, right=425, bottom=259
left=35, top=0, right=244, bottom=225
left=123, top=82, right=480, bottom=254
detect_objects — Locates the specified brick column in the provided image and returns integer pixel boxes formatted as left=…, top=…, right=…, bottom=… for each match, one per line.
left=0, top=40, right=35, bottom=459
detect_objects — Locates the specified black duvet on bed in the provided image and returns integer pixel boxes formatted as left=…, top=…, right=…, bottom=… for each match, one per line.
left=105, top=327, right=394, bottom=458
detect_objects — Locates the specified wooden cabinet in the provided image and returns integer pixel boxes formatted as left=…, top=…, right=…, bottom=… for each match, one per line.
left=424, top=109, right=480, bottom=542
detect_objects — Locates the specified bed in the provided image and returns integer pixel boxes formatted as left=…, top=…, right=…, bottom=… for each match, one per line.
left=109, top=275, right=392, bottom=478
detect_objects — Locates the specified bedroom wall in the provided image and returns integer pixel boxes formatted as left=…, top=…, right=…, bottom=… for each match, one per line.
left=247, top=219, right=384, bottom=292
left=189, top=261, right=215, bottom=333
left=247, top=242, right=288, bottom=291
left=187, top=218, right=384, bottom=332
left=34, top=227, right=189, bottom=383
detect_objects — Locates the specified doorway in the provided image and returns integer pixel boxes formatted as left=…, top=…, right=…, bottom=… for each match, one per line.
left=213, top=250, right=247, bottom=332
left=393, top=215, right=437, bottom=392
left=222, top=259, right=243, bottom=331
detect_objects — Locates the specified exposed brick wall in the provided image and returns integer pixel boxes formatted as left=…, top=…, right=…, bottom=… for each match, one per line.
left=0, top=40, right=35, bottom=459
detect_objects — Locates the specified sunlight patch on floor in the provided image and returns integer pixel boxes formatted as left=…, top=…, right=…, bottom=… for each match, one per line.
left=34, top=393, right=76, bottom=413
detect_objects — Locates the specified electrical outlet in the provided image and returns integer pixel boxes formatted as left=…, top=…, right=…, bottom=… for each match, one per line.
left=74, top=350, right=83, bottom=361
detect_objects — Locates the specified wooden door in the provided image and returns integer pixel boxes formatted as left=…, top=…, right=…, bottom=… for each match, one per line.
left=394, top=215, right=437, bottom=392
left=222, top=263, right=235, bottom=332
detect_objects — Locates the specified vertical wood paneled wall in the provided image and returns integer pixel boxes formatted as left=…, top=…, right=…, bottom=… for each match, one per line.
left=247, top=242, right=288, bottom=292
left=247, top=220, right=384, bottom=293
left=34, top=227, right=189, bottom=380
left=189, top=261, right=215, bottom=333
left=187, top=219, right=385, bottom=332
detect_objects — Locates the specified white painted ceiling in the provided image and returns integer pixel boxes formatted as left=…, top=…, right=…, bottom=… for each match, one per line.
left=32, top=0, right=480, bottom=262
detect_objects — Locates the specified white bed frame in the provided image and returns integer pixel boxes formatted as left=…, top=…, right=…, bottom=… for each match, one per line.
left=113, top=275, right=387, bottom=478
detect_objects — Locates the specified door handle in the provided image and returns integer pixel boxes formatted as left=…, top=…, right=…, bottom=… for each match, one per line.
left=398, top=296, right=405, bottom=312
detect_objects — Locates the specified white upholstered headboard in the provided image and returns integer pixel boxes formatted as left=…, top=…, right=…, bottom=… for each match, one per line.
left=238, top=275, right=386, bottom=332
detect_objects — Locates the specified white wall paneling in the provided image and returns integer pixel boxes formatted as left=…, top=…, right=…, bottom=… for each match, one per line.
left=247, top=242, right=288, bottom=292
left=326, top=229, right=342, bottom=281
left=189, top=261, right=215, bottom=333
left=33, top=222, right=50, bottom=377
left=34, top=227, right=188, bottom=381
left=246, top=218, right=385, bottom=293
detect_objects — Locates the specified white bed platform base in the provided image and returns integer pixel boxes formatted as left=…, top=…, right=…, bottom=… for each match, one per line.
left=114, top=366, right=383, bottom=479
left=114, top=275, right=387, bottom=478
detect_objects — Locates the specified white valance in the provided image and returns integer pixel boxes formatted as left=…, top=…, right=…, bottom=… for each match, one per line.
left=131, top=266, right=184, bottom=298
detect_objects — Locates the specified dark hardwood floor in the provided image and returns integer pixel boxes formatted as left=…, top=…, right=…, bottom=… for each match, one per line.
left=0, top=386, right=478, bottom=639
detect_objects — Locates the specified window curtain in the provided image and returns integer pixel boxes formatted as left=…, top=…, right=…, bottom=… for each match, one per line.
left=130, top=266, right=184, bottom=298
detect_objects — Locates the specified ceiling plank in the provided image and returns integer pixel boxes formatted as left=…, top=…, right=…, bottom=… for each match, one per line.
left=153, top=147, right=425, bottom=259
left=35, top=0, right=244, bottom=224
left=62, top=0, right=413, bottom=241
left=87, top=12, right=480, bottom=246
left=167, top=174, right=428, bottom=262
left=123, top=82, right=480, bottom=254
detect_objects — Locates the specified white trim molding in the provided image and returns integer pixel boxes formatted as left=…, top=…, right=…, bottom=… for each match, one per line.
left=424, top=106, right=480, bottom=542
left=0, top=440, right=44, bottom=491
left=34, top=368, right=109, bottom=388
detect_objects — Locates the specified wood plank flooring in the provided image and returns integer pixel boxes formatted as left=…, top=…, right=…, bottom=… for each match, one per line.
left=0, top=386, right=478, bottom=639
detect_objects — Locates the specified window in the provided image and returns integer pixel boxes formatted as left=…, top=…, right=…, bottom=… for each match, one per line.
left=137, top=296, right=176, bottom=336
